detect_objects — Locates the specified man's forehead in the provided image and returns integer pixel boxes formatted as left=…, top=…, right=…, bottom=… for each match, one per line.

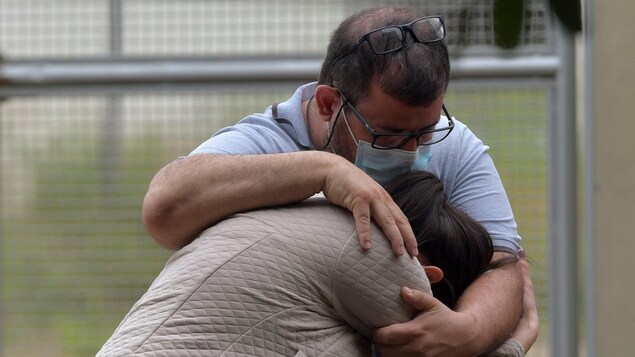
left=352, top=85, right=443, bottom=131
left=355, top=103, right=441, bottom=132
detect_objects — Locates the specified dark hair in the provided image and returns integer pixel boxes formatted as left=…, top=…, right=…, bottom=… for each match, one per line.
left=318, top=6, right=450, bottom=107
left=383, top=171, right=514, bottom=309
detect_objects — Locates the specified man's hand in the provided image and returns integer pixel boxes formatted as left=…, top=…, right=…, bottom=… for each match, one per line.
left=322, top=157, right=418, bottom=256
left=373, top=287, right=478, bottom=357
left=374, top=253, right=524, bottom=356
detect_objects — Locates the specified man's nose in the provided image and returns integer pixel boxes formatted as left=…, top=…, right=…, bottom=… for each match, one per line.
left=400, top=136, right=420, bottom=151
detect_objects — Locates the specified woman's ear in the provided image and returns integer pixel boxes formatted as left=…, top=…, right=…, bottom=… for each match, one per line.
left=424, top=266, right=444, bottom=284
left=314, top=85, right=342, bottom=121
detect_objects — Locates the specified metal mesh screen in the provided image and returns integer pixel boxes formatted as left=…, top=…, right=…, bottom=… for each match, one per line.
left=0, top=0, right=551, bottom=58
left=1, top=90, right=295, bottom=356
left=1, top=1, right=554, bottom=356
left=447, top=81, right=551, bottom=328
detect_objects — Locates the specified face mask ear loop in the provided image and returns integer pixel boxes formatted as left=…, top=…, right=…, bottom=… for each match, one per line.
left=326, top=121, right=338, bottom=155
left=341, top=104, right=360, bottom=147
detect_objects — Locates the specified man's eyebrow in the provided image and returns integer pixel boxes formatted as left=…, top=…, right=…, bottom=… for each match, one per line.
left=380, top=119, right=440, bottom=133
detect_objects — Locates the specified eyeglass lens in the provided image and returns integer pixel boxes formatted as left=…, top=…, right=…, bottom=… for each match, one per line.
left=367, top=17, right=444, bottom=54
left=372, top=129, right=449, bottom=149
left=411, top=17, right=445, bottom=42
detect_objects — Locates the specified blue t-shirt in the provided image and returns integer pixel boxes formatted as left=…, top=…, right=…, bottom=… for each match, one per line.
left=191, top=82, right=522, bottom=253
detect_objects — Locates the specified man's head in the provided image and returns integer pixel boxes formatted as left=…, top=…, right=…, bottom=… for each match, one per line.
left=310, top=6, right=453, bottom=180
left=318, top=6, right=450, bottom=106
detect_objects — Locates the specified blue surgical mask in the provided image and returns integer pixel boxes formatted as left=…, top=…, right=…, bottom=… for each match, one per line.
left=342, top=109, right=432, bottom=184
left=355, top=141, right=432, bottom=184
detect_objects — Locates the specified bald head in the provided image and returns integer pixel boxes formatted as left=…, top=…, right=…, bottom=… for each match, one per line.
left=318, top=6, right=450, bottom=107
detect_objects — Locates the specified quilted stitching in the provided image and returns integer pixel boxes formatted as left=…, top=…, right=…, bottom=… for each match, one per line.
left=97, top=198, right=429, bottom=356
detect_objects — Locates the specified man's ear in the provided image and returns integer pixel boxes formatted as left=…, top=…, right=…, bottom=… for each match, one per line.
left=314, top=85, right=342, bottom=121
left=424, top=266, right=444, bottom=284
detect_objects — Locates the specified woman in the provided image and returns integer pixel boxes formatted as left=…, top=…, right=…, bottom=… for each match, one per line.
left=97, top=172, right=536, bottom=356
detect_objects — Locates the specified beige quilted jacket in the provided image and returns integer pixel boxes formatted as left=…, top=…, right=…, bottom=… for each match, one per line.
left=97, top=198, right=523, bottom=357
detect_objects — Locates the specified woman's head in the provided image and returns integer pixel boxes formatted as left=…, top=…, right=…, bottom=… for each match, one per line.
left=383, top=171, right=494, bottom=309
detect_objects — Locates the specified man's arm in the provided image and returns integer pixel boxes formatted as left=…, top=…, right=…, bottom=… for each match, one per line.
left=373, top=251, right=523, bottom=357
left=454, top=252, right=523, bottom=351
left=143, top=152, right=325, bottom=249
left=142, top=151, right=417, bottom=254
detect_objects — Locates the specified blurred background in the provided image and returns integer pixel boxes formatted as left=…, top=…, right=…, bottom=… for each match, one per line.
left=0, top=0, right=613, bottom=356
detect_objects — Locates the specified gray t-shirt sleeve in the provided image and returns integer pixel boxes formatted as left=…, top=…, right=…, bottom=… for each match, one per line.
left=428, top=118, right=522, bottom=253
left=190, top=111, right=308, bottom=155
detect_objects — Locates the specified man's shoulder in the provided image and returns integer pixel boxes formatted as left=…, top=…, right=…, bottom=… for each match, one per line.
left=429, top=117, right=482, bottom=167
left=437, top=117, right=480, bottom=148
left=190, top=83, right=315, bottom=155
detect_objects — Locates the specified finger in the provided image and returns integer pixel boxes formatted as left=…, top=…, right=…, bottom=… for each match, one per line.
left=369, top=201, right=405, bottom=256
left=373, top=288, right=437, bottom=345
left=514, top=259, right=540, bottom=350
left=517, top=259, right=537, bottom=309
left=400, top=286, right=438, bottom=312
left=388, top=202, right=418, bottom=256
left=519, top=260, right=538, bottom=315
left=350, top=202, right=373, bottom=250
left=519, top=259, right=535, bottom=290
left=373, top=319, right=418, bottom=345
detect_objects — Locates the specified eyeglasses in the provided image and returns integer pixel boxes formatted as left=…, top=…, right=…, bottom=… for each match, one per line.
left=341, top=94, right=454, bottom=150
left=334, top=16, right=446, bottom=63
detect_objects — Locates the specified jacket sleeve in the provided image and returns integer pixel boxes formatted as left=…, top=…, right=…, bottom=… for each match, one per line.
left=330, top=224, right=432, bottom=338
left=481, top=338, right=525, bottom=357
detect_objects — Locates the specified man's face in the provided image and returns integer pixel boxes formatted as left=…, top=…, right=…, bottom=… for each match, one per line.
left=329, top=81, right=445, bottom=164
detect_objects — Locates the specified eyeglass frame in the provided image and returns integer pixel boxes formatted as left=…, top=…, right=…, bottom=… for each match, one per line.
left=333, top=15, right=446, bottom=64
left=339, top=92, right=455, bottom=150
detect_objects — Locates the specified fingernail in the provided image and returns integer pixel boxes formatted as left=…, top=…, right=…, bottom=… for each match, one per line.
left=403, top=287, right=413, bottom=295
left=517, top=249, right=526, bottom=258
left=363, top=241, right=372, bottom=250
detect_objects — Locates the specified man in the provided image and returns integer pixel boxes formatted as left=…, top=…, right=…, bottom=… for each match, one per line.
left=142, top=6, right=529, bottom=356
